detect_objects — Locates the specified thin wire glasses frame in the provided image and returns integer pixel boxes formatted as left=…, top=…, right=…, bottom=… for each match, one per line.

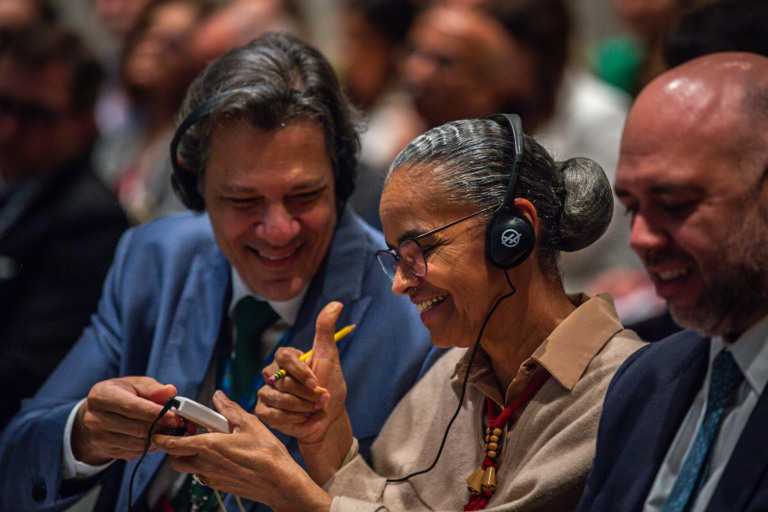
left=376, top=205, right=498, bottom=281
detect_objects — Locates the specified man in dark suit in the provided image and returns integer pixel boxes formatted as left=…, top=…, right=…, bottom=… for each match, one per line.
left=0, top=32, right=438, bottom=511
left=576, top=52, right=768, bottom=512
left=0, top=23, right=129, bottom=429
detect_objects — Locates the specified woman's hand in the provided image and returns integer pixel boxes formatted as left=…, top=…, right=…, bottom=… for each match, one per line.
left=255, top=301, right=354, bottom=484
left=153, top=391, right=332, bottom=512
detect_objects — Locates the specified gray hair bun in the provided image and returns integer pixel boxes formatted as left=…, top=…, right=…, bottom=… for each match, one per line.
left=558, top=157, right=613, bottom=252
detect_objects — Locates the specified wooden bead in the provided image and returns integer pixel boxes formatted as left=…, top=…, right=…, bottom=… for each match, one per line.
left=487, top=442, right=498, bottom=451
left=481, top=467, right=497, bottom=492
left=486, top=427, right=492, bottom=434
left=485, top=435, right=490, bottom=442
left=466, top=467, right=484, bottom=495
left=493, top=428, right=502, bottom=436
left=490, top=435, right=499, bottom=443
left=487, top=450, right=497, bottom=458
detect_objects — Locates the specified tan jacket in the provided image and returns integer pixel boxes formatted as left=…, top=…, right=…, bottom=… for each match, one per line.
left=324, top=294, right=645, bottom=512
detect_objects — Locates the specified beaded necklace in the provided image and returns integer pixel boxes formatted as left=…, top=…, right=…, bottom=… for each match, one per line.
left=464, top=370, right=550, bottom=511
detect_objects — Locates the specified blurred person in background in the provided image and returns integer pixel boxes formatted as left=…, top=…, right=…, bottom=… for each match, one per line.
left=664, top=0, right=768, bottom=68
left=339, top=0, right=426, bottom=229
left=187, top=0, right=305, bottom=68
left=591, top=0, right=707, bottom=97
left=90, top=0, right=153, bottom=138
left=93, top=0, right=152, bottom=40
left=93, top=0, right=216, bottom=224
left=0, top=0, right=56, bottom=29
left=0, top=23, right=128, bottom=430
left=399, top=0, right=640, bottom=301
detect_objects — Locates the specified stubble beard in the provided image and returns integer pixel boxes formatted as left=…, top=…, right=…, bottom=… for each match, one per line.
left=669, top=206, right=768, bottom=338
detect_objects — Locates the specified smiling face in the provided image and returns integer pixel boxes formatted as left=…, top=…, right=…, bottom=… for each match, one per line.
left=203, top=118, right=337, bottom=301
left=379, top=167, right=508, bottom=348
left=615, top=56, right=768, bottom=336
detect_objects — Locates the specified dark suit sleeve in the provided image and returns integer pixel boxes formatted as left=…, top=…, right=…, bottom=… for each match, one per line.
left=0, top=173, right=128, bottom=428
left=0, top=227, right=138, bottom=511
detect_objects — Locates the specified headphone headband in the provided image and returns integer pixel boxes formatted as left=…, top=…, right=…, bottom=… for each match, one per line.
left=487, top=113, right=523, bottom=213
left=484, top=113, right=535, bottom=269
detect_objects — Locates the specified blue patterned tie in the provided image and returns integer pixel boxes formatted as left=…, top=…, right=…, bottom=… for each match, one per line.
left=661, top=350, right=744, bottom=512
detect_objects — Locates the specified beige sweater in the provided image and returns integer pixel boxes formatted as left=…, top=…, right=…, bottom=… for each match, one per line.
left=324, top=294, right=645, bottom=512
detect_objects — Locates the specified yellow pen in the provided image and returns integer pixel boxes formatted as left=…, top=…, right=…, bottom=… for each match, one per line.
left=267, top=324, right=356, bottom=384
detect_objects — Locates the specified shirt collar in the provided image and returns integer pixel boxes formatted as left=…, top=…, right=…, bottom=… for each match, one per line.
left=228, top=267, right=307, bottom=325
left=453, top=293, right=625, bottom=405
left=710, top=313, right=768, bottom=395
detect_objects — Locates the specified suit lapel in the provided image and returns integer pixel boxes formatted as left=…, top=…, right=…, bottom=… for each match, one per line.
left=158, top=249, right=231, bottom=398
left=707, top=380, right=768, bottom=511
left=291, top=209, right=373, bottom=357
left=614, top=334, right=710, bottom=506
left=0, top=180, right=46, bottom=242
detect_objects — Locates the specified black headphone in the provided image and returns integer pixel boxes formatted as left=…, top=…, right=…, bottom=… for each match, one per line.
left=484, top=113, right=536, bottom=269
left=169, top=86, right=304, bottom=211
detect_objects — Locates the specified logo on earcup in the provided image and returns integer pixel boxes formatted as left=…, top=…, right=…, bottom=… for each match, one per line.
left=501, top=228, right=521, bottom=248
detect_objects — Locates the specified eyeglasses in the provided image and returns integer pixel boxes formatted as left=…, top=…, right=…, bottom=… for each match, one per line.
left=375, top=205, right=496, bottom=281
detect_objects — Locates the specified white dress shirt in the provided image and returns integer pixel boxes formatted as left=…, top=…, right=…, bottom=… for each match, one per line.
left=644, top=314, right=768, bottom=512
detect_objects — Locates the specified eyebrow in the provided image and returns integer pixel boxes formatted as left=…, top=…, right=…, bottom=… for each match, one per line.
left=615, top=182, right=703, bottom=199
left=218, top=178, right=328, bottom=195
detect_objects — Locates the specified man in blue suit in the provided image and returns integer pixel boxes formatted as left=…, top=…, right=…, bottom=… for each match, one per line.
left=0, top=33, right=438, bottom=511
left=576, top=52, right=768, bottom=512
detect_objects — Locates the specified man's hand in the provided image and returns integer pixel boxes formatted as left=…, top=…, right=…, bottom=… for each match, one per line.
left=71, top=377, right=179, bottom=465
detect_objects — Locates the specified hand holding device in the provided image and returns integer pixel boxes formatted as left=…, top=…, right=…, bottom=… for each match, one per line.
left=71, top=377, right=179, bottom=466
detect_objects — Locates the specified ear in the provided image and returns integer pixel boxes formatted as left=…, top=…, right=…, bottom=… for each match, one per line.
left=513, top=197, right=539, bottom=234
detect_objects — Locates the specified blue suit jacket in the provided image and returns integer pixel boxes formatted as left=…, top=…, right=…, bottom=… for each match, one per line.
left=0, top=209, right=440, bottom=511
left=576, top=329, right=768, bottom=512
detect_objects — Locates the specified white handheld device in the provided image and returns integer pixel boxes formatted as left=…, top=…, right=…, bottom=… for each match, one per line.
left=170, top=397, right=230, bottom=433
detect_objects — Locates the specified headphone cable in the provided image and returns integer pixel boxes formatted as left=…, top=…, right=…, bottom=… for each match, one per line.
left=127, top=396, right=178, bottom=510
left=386, top=270, right=516, bottom=483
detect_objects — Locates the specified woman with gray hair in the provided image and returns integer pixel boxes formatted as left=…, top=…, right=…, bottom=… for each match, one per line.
left=157, top=115, right=644, bottom=511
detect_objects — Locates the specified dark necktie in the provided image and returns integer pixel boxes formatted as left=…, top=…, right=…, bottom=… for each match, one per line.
left=165, top=297, right=278, bottom=512
left=661, top=349, right=744, bottom=512
left=230, top=296, right=279, bottom=404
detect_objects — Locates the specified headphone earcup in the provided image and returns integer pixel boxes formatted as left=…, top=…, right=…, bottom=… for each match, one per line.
left=171, top=168, right=205, bottom=211
left=485, top=209, right=535, bottom=269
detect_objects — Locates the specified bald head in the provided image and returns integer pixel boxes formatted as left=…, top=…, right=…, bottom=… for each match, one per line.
left=615, top=52, right=768, bottom=338
left=626, top=52, right=768, bottom=161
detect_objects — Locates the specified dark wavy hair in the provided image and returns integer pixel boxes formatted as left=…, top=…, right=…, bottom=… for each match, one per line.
left=175, top=32, right=362, bottom=212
